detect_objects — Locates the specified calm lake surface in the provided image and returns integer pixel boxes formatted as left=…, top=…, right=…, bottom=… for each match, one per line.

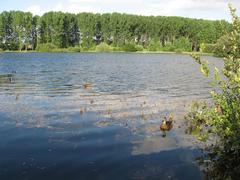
left=0, top=53, right=221, bottom=180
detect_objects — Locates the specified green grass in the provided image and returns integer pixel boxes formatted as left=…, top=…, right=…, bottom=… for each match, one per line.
left=0, top=43, right=214, bottom=56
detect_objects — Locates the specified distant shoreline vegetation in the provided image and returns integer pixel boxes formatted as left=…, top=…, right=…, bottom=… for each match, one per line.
left=0, top=11, right=237, bottom=56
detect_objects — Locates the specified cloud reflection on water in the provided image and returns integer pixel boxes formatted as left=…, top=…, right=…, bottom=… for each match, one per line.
left=0, top=88, right=205, bottom=155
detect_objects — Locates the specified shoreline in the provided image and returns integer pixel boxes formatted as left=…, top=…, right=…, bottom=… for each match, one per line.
left=0, top=50, right=213, bottom=56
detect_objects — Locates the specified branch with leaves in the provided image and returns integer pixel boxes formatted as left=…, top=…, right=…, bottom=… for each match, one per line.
left=185, top=4, right=240, bottom=179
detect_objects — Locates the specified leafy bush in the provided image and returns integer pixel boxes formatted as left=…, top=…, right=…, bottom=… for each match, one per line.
left=185, top=5, right=240, bottom=179
left=148, top=41, right=161, bottom=51
left=161, top=43, right=175, bottom=52
left=213, top=33, right=240, bottom=57
left=95, top=42, right=112, bottom=52
left=200, top=43, right=215, bottom=53
left=135, top=44, right=144, bottom=51
left=67, top=46, right=82, bottom=52
left=36, top=44, right=82, bottom=52
left=36, top=43, right=57, bottom=52
left=174, top=48, right=184, bottom=53
left=160, top=37, right=192, bottom=52
left=112, top=46, right=122, bottom=52
left=122, top=43, right=143, bottom=52
left=213, top=34, right=233, bottom=57
left=173, top=37, right=192, bottom=52
left=0, top=42, right=19, bottom=51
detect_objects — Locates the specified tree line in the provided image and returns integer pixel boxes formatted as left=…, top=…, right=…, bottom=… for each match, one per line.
left=0, top=11, right=231, bottom=52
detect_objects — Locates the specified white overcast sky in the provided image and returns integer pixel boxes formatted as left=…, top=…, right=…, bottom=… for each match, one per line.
left=1, top=0, right=240, bottom=20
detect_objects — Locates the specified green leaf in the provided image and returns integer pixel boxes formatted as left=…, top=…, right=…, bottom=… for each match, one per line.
left=200, top=60, right=210, bottom=77
left=214, top=67, right=220, bottom=81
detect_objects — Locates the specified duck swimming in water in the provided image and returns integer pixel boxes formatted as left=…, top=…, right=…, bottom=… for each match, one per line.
left=160, top=115, right=173, bottom=132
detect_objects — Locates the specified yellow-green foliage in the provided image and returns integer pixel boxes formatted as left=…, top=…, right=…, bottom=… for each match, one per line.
left=160, top=37, right=192, bottom=52
left=148, top=41, right=161, bottom=51
left=36, top=43, right=57, bottom=52
left=213, top=33, right=240, bottom=57
left=67, top=46, right=82, bottom=52
left=122, top=43, right=143, bottom=52
left=95, top=43, right=113, bottom=52
left=203, top=44, right=215, bottom=53
left=185, top=5, right=240, bottom=178
left=201, top=43, right=215, bottom=53
left=36, top=44, right=82, bottom=52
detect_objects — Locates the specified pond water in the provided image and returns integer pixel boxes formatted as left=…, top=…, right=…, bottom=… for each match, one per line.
left=0, top=53, right=221, bottom=180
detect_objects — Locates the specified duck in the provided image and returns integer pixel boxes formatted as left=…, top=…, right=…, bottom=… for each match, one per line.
left=160, top=115, right=173, bottom=131
left=80, top=107, right=87, bottom=115
left=83, top=83, right=92, bottom=89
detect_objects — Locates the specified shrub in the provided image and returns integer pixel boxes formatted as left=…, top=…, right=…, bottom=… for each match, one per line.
left=36, top=43, right=57, bottom=52
left=174, top=48, right=184, bottom=53
left=185, top=5, right=240, bottom=179
left=213, top=33, right=240, bottom=57
left=112, top=46, right=122, bottom=52
left=95, top=42, right=112, bottom=52
left=67, top=46, right=82, bottom=52
left=200, top=43, right=215, bottom=53
left=81, top=45, right=96, bottom=51
left=1, top=42, right=19, bottom=51
left=161, top=43, right=175, bottom=52
left=160, top=38, right=192, bottom=52
left=173, top=37, right=192, bottom=52
left=148, top=41, right=161, bottom=51
left=135, top=44, right=144, bottom=51
left=213, top=34, right=233, bottom=57
left=122, top=43, right=143, bottom=52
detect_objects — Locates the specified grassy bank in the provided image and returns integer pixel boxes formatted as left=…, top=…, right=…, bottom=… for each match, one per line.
left=0, top=42, right=214, bottom=56
left=0, top=49, right=213, bottom=56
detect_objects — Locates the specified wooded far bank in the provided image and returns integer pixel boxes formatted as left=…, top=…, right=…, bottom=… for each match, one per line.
left=0, top=11, right=235, bottom=55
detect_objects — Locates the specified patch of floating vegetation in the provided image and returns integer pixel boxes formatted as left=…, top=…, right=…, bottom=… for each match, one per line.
left=0, top=80, right=205, bottom=155
left=94, top=121, right=110, bottom=128
left=0, top=73, right=14, bottom=84
left=0, top=75, right=207, bottom=142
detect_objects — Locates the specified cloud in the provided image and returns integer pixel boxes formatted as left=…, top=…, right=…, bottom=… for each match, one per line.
left=26, top=5, right=42, bottom=15
left=25, top=0, right=240, bottom=20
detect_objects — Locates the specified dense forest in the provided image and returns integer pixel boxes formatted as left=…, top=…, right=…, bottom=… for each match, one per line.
left=0, top=11, right=231, bottom=52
